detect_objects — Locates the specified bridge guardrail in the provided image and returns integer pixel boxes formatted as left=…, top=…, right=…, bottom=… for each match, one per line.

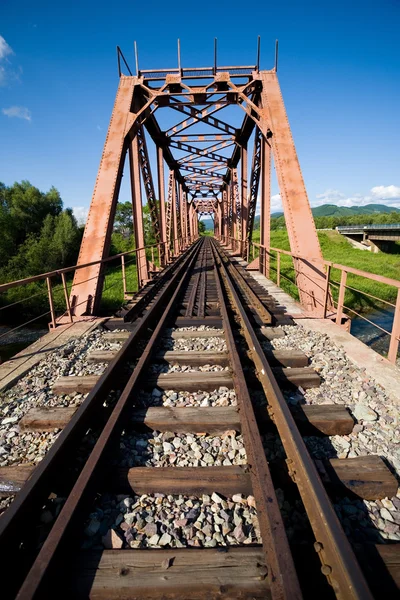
left=0, top=236, right=195, bottom=346
left=222, top=235, right=400, bottom=364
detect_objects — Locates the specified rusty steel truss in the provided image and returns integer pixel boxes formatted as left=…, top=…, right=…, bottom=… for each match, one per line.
left=70, top=42, right=330, bottom=316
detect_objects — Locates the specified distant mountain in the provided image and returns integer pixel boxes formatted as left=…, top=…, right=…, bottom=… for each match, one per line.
left=311, top=203, right=400, bottom=217
left=201, top=204, right=400, bottom=230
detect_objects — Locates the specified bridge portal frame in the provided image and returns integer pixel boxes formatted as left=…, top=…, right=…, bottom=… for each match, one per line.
left=70, top=52, right=329, bottom=316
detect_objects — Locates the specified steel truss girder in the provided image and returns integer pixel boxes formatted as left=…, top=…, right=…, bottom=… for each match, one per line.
left=72, top=66, right=328, bottom=318
left=166, top=170, right=174, bottom=254
left=171, top=139, right=233, bottom=164
left=136, top=126, right=161, bottom=244
left=232, top=168, right=241, bottom=241
left=167, top=104, right=237, bottom=137
left=246, top=127, right=262, bottom=244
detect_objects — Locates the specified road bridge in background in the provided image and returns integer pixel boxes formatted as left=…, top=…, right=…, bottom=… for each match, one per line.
left=337, top=224, right=400, bottom=252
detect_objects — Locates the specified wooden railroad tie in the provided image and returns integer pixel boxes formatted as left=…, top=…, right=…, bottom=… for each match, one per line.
left=51, top=368, right=320, bottom=396
left=0, top=456, right=398, bottom=501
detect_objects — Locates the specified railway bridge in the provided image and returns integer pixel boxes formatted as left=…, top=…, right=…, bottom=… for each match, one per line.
left=0, top=43, right=399, bottom=600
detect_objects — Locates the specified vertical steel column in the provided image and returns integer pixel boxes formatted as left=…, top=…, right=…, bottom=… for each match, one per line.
left=218, top=202, right=223, bottom=239
left=172, top=173, right=179, bottom=256
left=179, top=185, right=186, bottom=246
left=189, top=203, right=194, bottom=241
left=260, top=71, right=329, bottom=313
left=129, top=136, right=149, bottom=287
left=70, top=78, right=136, bottom=316
left=240, top=144, right=248, bottom=256
left=260, top=138, right=271, bottom=277
left=232, top=169, right=239, bottom=250
left=222, top=190, right=228, bottom=244
left=157, top=146, right=167, bottom=265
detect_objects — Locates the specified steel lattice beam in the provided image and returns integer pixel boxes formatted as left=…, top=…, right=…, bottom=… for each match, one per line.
left=136, top=126, right=161, bottom=244
left=246, top=127, right=262, bottom=244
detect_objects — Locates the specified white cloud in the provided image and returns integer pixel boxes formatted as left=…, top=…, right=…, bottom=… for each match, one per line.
left=72, top=206, right=89, bottom=225
left=310, top=185, right=400, bottom=210
left=2, top=106, right=31, bottom=121
left=0, top=35, right=18, bottom=86
left=371, top=185, right=400, bottom=200
left=0, top=35, right=13, bottom=60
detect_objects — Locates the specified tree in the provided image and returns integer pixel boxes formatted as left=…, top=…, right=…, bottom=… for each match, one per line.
left=198, top=220, right=206, bottom=234
left=6, top=181, right=62, bottom=244
left=114, top=201, right=133, bottom=237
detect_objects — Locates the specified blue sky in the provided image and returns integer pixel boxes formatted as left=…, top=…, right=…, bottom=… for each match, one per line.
left=0, top=0, right=399, bottom=222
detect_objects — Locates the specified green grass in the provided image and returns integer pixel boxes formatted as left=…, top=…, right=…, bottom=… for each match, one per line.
left=99, top=260, right=138, bottom=315
left=251, top=229, right=400, bottom=313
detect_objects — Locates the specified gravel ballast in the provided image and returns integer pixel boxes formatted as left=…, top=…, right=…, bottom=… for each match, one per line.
left=83, top=492, right=261, bottom=549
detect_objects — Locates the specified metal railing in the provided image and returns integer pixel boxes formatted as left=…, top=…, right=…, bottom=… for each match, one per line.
left=220, top=235, right=400, bottom=364
left=0, top=236, right=195, bottom=342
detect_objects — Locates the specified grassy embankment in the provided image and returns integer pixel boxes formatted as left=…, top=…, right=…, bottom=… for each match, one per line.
left=251, top=229, right=400, bottom=313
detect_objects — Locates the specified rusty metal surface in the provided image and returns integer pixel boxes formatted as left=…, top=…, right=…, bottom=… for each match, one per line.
left=10, top=242, right=202, bottom=600
left=258, top=72, right=330, bottom=314
left=0, top=244, right=199, bottom=598
left=70, top=51, right=329, bottom=323
left=210, top=240, right=302, bottom=600
left=70, top=77, right=136, bottom=316
left=211, top=238, right=373, bottom=599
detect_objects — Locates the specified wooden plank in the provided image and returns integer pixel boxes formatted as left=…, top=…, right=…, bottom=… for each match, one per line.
left=146, top=371, right=232, bottom=392
left=154, top=349, right=308, bottom=368
left=170, top=330, right=224, bottom=339
left=354, top=543, right=400, bottom=596
left=131, top=406, right=239, bottom=434
left=133, top=404, right=353, bottom=437
left=115, top=466, right=252, bottom=496
left=375, top=545, right=400, bottom=590
left=155, top=351, right=229, bottom=366
left=87, top=351, right=118, bottom=363
left=174, top=317, right=223, bottom=328
left=296, top=404, right=354, bottom=436
left=320, top=455, right=398, bottom=500
left=71, top=547, right=269, bottom=599
left=255, top=404, right=354, bottom=436
left=264, top=349, right=308, bottom=368
left=103, top=331, right=130, bottom=342
left=52, top=375, right=100, bottom=395
left=0, top=465, right=34, bottom=497
left=272, top=367, right=320, bottom=389
left=258, top=326, right=285, bottom=340
left=19, top=407, right=77, bottom=432
left=103, top=319, right=137, bottom=332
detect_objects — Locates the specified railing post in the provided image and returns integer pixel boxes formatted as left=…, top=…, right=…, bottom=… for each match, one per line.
left=121, top=255, right=127, bottom=298
left=276, top=251, right=281, bottom=287
left=388, top=288, right=400, bottom=363
left=151, top=246, right=154, bottom=265
left=158, top=244, right=161, bottom=267
left=322, top=264, right=331, bottom=319
left=61, top=273, right=73, bottom=323
left=136, top=249, right=141, bottom=289
left=46, top=277, right=57, bottom=329
left=335, top=270, right=347, bottom=325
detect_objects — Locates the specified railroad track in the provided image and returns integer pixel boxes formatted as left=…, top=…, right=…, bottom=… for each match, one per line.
left=0, top=238, right=398, bottom=599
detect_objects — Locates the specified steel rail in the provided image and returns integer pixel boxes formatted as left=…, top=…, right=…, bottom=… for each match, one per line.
left=14, top=239, right=203, bottom=599
left=0, top=240, right=201, bottom=599
left=210, top=240, right=302, bottom=600
left=220, top=249, right=273, bottom=324
left=197, top=246, right=207, bottom=318
left=210, top=238, right=373, bottom=600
